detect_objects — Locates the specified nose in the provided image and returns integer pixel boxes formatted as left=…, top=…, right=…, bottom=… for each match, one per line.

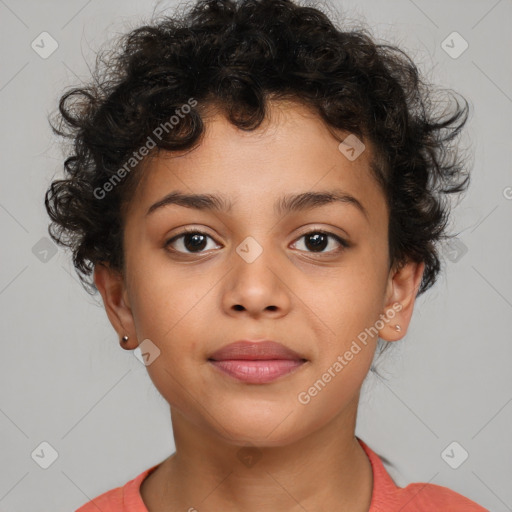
left=221, top=245, right=292, bottom=319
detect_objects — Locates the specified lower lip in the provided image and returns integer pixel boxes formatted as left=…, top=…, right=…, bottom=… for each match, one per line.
left=208, top=359, right=306, bottom=384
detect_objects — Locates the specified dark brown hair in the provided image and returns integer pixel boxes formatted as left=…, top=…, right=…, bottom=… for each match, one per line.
left=45, top=0, right=471, bottom=308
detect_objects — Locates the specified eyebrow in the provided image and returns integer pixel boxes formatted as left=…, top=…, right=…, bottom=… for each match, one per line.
left=145, top=188, right=368, bottom=220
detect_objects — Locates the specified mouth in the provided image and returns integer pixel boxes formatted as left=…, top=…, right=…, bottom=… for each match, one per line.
left=207, top=340, right=308, bottom=384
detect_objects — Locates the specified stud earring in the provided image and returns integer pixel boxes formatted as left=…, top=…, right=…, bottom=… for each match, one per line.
left=121, top=335, right=129, bottom=343
left=394, top=325, right=401, bottom=332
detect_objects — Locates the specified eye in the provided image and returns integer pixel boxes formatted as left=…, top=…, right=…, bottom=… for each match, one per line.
left=291, top=230, right=349, bottom=254
left=164, top=228, right=349, bottom=256
left=165, top=229, right=221, bottom=254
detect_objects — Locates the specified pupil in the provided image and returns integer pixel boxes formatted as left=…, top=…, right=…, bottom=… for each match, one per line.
left=185, top=233, right=207, bottom=252
left=305, top=233, right=327, bottom=252
left=182, top=233, right=328, bottom=253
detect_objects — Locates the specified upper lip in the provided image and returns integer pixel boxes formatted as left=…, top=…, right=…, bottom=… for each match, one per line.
left=208, top=340, right=306, bottom=361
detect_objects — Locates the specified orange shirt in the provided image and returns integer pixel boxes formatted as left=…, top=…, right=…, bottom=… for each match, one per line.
left=75, top=437, right=489, bottom=511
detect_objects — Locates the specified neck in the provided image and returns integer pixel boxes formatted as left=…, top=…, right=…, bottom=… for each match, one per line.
left=142, top=399, right=373, bottom=512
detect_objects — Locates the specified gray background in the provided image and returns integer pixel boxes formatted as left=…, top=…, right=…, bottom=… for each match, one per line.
left=0, top=0, right=511, bottom=510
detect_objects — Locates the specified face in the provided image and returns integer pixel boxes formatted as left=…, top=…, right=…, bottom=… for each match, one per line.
left=96, top=100, right=422, bottom=447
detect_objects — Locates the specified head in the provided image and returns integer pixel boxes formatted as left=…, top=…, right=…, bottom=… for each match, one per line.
left=45, top=0, right=470, bottom=447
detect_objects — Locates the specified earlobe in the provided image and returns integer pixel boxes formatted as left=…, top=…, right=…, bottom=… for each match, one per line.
left=93, top=263, right=137, bottom=349
left=379, top=260, right=425, bottom=342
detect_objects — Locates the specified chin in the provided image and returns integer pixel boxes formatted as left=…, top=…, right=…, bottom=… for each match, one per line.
left=212, top=408, right=311, bottom=448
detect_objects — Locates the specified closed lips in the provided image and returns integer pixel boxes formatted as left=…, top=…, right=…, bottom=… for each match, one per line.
left=208, top=340, right=307, bottom=361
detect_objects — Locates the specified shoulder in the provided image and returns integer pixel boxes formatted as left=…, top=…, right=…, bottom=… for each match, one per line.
left=356, top=438, right=489, bottom=512
left=393, top=481, right=490, bottom=511
left=75, top=485, right=123, bottom=512
left=74, top=464, right=159, bottom=512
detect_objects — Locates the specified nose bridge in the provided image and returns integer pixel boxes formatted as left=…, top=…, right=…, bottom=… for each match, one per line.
left=234, top=233, right=278, bottom=291
left=222, top=233, right=291, bottom=315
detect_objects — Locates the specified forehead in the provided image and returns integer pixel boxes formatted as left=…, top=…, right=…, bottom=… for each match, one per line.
left=129, top=100, right=388, bottom=224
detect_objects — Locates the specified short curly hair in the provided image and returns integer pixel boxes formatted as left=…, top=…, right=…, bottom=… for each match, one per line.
left=45, top=0, right=470, bottom=302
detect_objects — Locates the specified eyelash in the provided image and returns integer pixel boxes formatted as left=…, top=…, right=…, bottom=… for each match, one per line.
left=164, top=227, right=350, bottom=255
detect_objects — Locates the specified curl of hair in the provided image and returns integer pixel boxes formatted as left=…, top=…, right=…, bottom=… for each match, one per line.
left=45, top=0, right=471, bottom=313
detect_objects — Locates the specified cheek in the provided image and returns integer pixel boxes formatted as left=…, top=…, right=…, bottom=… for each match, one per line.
left=306, top=263, right=385, bottom=342
left=295, top=312, right=375, bottom=420
left=127, top=271, right=210, bottom=410
left=131, top=284, right=207, bottom=354
left=126, top=246, right=212, bottom=338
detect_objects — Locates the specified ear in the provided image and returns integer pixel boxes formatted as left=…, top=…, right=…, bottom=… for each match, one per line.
left=94, top=263, right=138, bottom=350
left=378, top=259, right=425, bottom=341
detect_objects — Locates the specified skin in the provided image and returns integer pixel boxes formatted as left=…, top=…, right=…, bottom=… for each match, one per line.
left=94, top=99, right=424, bottom=512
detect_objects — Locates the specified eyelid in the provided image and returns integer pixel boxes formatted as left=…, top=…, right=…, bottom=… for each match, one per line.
left=165, top=226, right=350, bottom=255
left=165, top=227, right=221, bottom=252
left=291, top=228, right=350, bottom=252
